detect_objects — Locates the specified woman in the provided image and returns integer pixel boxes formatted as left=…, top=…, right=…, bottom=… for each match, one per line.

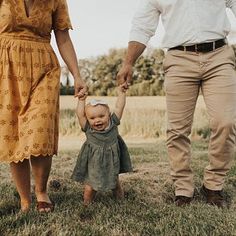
left=0, top=0, right=87, bottom=212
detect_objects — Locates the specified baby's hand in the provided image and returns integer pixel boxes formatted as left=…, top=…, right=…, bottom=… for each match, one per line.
left=119, top=83, right=129, bottom=93
left=78, top=93, right=87, bottom=101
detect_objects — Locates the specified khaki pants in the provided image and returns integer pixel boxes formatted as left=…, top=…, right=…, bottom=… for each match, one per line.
left=164, top=45, right=236, bottom=197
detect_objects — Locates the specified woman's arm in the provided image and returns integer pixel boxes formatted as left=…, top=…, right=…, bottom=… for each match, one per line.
left=54, top=29, right=87, bottom=98
left=114, top=86, right=127, bottom=120
left=76, top=98, right=87, bottom=129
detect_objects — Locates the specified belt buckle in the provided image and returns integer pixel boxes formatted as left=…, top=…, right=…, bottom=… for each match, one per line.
left=213, top=41, right=216, bottom=50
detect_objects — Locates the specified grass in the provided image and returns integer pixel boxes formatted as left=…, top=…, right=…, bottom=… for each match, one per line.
left=0, top=140, right=236, bottom=235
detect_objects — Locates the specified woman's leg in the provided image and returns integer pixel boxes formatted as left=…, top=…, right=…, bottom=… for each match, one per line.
left=31, top=155, right=52, bottom=211
left=10, top=160, right=31, bottom=211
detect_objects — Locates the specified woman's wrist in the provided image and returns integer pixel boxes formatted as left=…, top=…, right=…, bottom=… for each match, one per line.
left=73, top=74, right=82, bottom=81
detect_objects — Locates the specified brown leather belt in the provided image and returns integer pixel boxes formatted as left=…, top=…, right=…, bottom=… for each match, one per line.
left=169, top=39, right=226, bottom=53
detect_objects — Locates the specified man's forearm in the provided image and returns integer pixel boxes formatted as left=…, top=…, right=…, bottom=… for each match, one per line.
left=124, top=41, right=146, bottom=65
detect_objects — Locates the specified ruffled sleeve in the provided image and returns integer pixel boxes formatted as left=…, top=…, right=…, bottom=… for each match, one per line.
left=52, top=0, right=73, bottom=31
left=81, top=121, right=89, bottom=133
left=111, top=113, right=120, bottom=126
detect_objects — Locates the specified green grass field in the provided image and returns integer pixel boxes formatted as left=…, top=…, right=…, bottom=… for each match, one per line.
left=0, top=140, right=236, bottom=236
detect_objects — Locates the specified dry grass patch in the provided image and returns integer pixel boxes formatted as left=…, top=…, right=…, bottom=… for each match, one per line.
left=1, top=140, right=236, bottom=235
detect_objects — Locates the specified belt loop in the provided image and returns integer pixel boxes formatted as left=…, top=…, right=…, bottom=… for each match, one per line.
left=183, top=46, right=186, bottom=52
left=195, top=44, right=197, bottom=52
left=213, top=41, right=216, bottom=50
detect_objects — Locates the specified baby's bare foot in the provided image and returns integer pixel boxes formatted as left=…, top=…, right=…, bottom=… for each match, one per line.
left=83, top=185, right=96, bottom=206
left=113, top=181, right=124, bottom=200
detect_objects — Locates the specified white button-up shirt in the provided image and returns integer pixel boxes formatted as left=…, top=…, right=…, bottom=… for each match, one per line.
left=129, top=0, right=236, bottom=48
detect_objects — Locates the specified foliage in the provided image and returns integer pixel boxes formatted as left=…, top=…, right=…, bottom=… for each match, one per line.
left=60, top=48, right=165, bottom=96
left=60, top=84, right=75, bottom=96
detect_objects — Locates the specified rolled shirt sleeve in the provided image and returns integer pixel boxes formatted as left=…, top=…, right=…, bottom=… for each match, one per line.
left=129, top=0, right=160, bottom=46
left=226, top=0, right=236, bottom=16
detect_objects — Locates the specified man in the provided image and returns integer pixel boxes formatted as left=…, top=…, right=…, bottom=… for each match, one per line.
left=117, top=0, right=236, bottom=207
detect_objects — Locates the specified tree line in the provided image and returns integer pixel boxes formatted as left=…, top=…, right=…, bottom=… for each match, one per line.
left=60, top=48, right=165, bottom=96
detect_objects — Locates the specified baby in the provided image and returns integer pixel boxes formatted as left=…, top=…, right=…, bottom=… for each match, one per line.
left=71, top=86, right=133, bottom=205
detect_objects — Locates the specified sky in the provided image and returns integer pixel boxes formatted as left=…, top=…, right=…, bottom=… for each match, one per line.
left=52, top=0, right=236, bottom=64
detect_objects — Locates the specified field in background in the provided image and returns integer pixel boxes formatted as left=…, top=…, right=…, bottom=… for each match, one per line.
left=59, top=96, right=209, bottom=143
left=60, top=95, right=206, bottom=110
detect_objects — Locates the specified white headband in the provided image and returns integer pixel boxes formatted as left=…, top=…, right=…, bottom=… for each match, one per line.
left=87, top=99, right=108, bottom=106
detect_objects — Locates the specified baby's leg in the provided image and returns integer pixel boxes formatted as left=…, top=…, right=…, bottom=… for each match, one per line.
left=83, top=184, right=96, bottom=206
left=113, top=178, right=124, bottom=200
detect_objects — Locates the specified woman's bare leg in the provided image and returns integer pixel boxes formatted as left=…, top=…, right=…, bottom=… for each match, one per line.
left=31, top=155, right=52, bottom=211
left=10, top=159, right=31, bottom=212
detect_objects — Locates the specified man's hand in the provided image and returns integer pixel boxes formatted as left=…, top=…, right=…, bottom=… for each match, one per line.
left=116, top=64, right=133, bottom=89
left=116, top=41, right=146, bottom=88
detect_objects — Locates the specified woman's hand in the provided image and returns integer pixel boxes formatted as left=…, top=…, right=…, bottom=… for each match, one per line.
left=74, top=77, right=88, bottom=99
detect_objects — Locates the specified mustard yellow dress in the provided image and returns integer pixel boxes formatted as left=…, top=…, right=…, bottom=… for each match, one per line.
left=0, top=0, right=72, bottom=163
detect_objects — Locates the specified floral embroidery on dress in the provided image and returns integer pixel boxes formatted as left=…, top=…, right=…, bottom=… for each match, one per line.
left=0, top=0, right=71, bottom=163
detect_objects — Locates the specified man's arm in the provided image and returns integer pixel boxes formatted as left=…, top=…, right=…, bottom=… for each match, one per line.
left=117, top=41, right=146, bottom=86
left=129, top=0, right=160, bottom=46
left=117, top=0, right=160, bottom=86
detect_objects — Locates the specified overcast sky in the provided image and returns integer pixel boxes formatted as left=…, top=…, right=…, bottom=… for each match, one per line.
left=52, top=0, right=236, bottom=64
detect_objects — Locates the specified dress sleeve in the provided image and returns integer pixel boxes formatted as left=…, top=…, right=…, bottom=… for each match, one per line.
left=81, top=121, right=89, bottom=132
left=52, top=0, right=73, bottom=31
left=111, top=113, right=120, bottom=126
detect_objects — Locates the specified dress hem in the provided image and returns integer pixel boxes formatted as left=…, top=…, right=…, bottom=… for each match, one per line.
left=1, top=151, right=57, bottom=164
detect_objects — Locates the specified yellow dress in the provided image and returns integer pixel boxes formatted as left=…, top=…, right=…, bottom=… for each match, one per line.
left=0, top=0, right=72, bottom=163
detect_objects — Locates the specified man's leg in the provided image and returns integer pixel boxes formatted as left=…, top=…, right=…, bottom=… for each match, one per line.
left=10, top=160, right=31, bottom=211
left=202, top=45, right=236, bottom=192
left=164, top=50, right=201, bottom=199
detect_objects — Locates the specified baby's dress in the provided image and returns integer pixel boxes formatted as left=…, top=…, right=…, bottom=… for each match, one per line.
left=71, top=113, right=133, bottom=191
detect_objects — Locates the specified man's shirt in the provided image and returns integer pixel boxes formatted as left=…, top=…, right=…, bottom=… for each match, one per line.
left=129, top=0, right=236, bottom=48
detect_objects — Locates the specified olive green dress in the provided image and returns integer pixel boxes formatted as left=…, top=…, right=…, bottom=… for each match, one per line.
left=71, top=113, right=133, bottom=191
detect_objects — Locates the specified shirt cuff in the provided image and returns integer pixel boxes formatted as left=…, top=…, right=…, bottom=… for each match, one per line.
left=129, top=31, right=151, bottom=46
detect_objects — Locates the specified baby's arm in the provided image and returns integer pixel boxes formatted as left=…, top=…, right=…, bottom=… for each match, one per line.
left=76, top=98, right=87, bottom=129
left=114, top=85, right=127, bottom=120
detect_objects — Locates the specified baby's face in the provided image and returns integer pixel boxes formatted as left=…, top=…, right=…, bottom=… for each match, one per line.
left=85, top=104, right=110, bottom=131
